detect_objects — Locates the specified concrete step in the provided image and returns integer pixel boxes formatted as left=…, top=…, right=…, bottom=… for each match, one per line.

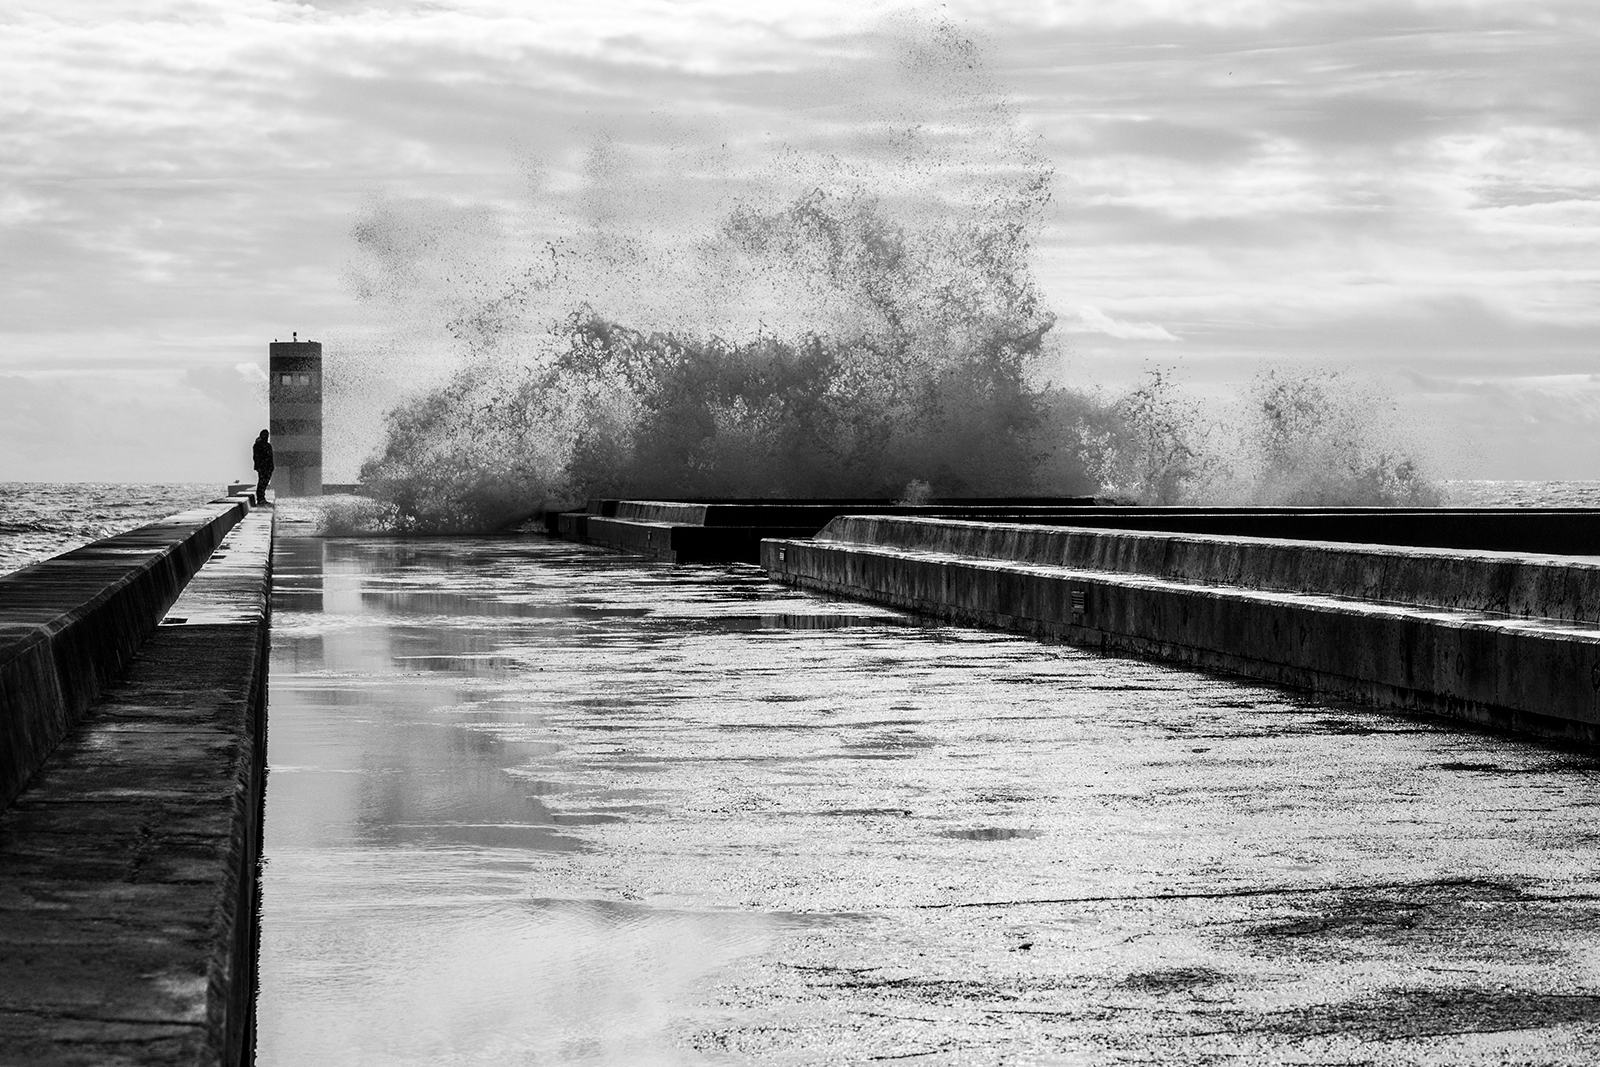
left=762, top=522, right=1600, bottom=744
left=815, top=516, right=1600, bottom=624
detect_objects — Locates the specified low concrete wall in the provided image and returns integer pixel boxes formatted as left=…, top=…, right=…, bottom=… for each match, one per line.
left=0, top=498, right=247, bottom=813
left=606, top=498, right=1099, bottom=527
left=613, top=501, right=708, bottom=525
left=563, top=499, right=1600, bottom=564
left=583, top=516, right=815, bottom=564
left=763, top=519, right=1600, bottom=744
left=976, top=508, right=1600, bottom=556
left=817, top=516, right=1600, bottom=623
left=0, top=506, right=273, bottom=1066
left=575, top=499, right=1106, bottom=563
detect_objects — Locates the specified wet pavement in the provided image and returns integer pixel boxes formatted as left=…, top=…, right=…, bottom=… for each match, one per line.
left=257, top=520, right=1600, bottom=1065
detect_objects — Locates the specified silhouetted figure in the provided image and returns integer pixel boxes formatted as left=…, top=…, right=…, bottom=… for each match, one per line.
left=253, top=429, right=274, bottom=506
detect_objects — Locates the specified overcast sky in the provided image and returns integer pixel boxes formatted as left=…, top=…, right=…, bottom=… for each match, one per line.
left=3, top=0, right=1598, bottom=482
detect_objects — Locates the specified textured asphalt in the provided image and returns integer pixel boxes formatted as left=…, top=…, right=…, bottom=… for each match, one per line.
left=257, top=521, right=1600, bottom=1066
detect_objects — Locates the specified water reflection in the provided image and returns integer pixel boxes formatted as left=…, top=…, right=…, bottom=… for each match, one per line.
left=262, top=870, right=801, bottom=1066
left=257, top=525, right=884, bottom=1065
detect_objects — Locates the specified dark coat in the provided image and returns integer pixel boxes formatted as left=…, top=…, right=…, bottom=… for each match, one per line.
left=253, top=437, right=274, bottom=471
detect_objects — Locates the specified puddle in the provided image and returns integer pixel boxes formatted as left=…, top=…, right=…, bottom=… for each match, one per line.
left=938, top=827, right=1043, bottom=841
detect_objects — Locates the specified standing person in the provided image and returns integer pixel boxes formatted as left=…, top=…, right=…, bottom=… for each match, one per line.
left=252, top=429, right=274, bottom=506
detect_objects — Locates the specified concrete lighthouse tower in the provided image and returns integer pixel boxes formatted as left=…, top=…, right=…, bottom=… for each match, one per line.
left=268, top=336, right=323, bottom=496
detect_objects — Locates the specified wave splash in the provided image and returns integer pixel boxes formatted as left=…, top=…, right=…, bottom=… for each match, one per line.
left=343, top=19, right=1439, bottom=532
left=1093, top=368, right=1443, bottom=507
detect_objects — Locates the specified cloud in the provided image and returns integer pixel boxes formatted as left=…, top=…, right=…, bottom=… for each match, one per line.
left=3, top=0, right=1600, bottom=478
left=1400, top=371, right=1600, bottom=478
left=1071, top=305, right=1180, bottom=341
left=182, top=362, right=269, bottom=409
left=0, top=371, right=262, bottom=482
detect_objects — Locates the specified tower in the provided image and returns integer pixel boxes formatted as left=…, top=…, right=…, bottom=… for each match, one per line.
left=268, top=338, right=323, bottom=497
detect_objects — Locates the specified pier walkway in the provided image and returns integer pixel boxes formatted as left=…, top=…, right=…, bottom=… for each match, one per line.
left=0, top=506, right=271, bottom=1066
left=257, top=521, right=1600, bottom=1065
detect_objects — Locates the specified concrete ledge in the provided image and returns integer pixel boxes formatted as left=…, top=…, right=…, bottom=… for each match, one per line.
left=606, top=498, right=1099, bottom=528
left=555, top=511, right=591, bottom=542
left=574, top=500, right=1103, bottom=563
left=0, top=507, right=273, bottom=1066
left=817, top=516, right=1600, bottom=623
left=0, top=499, right=247, bottom=814
left=762, top=522, right=1600, bottom=744
left=584, top=517, right=819, bottom=564
left=562, top=499, right=1600, bottom=564
left=613, top=501, right=708, bottom=524
left=916, top=507, right=1600, bottom=555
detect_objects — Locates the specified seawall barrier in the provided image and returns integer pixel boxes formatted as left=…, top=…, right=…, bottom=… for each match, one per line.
left=554, top=498, right=1600, bottom=563
left=556, top=497, right=1115, bottom=563
left=762, top=517, right=1600, bottom=744
left=0, top=499, right=247, bottom=813
left=968, top=507, right=1600, bottom=556
left=0, top=502, right=272, bottom=1065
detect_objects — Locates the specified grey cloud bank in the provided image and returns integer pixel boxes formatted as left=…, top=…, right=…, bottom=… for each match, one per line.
left=2, top=0, right=1597, bottom=480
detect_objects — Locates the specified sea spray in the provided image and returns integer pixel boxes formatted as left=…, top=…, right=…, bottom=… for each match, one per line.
left=1229, top=368, right=1442, bottom=506
left=1087, top=369, right=1214, bottom=505
left=1089, top=367, right=1443, bottom=507
left=343, top=16, right=1441, bottom=530
left=348, top=18, right=1066, bottom=529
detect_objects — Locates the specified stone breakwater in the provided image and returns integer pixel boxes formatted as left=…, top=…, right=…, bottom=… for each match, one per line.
left=763, top=516, right=1600, bottom=744
left=0, top=500, right=248, bottom=810
left=0, top=498, right=272, bottom=1066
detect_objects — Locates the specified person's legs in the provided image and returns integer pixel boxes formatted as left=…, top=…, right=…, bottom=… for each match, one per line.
left=256, top=470, right=271, bottom=506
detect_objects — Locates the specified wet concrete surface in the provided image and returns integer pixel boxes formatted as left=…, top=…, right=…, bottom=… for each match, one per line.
left=0, top=507, right=270, bottom=1066
left=258, top=520, right=1600, bottom=1065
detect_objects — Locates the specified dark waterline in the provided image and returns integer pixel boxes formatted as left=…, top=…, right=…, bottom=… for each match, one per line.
left=257, top=521, right=1600, bottom=1065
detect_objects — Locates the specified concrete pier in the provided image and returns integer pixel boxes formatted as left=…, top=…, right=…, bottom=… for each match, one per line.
left=763, top=517, right=1600, bottom=744
left=0, top=500, right=248, bottom=812
left=0, top=505, right=273, bottom=1065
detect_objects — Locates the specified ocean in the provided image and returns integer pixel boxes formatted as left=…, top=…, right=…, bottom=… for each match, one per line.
left=1442, top=480, right=1600, bottom=508
left=0, top=483, right=222, bottom=578
left=4, top=480, right=1600, bottom=580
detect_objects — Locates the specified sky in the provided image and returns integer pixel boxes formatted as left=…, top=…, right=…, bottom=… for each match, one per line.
left=3, top=0, right=1598, bottom=482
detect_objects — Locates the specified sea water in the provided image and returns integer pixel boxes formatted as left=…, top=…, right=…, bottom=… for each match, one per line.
left=0, top=482, right=219, bottom=578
